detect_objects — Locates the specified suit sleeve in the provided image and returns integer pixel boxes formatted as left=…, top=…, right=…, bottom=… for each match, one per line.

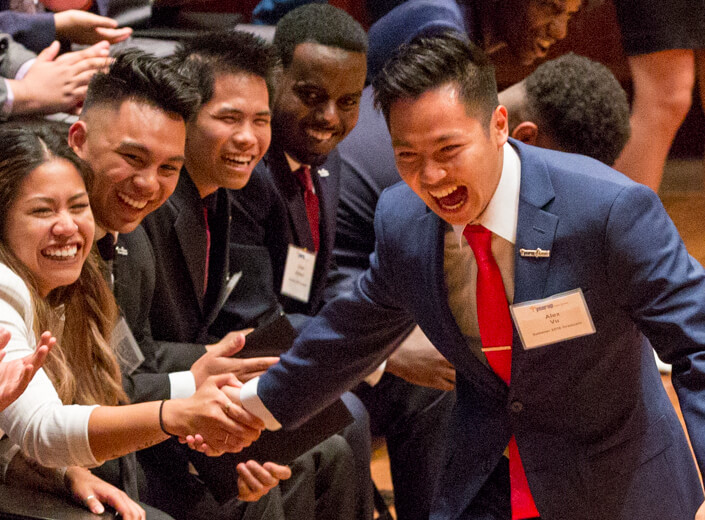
left=255, top=197, right=416, bottom=428
left=0, top=32, right=35, bottom=120
left=604, top=182, right=705, bottom=475
left=0, top=12, right=56, bottom=53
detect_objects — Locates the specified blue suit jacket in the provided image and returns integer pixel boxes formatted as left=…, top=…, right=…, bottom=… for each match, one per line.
left=257, top=140, right=705, bottom=519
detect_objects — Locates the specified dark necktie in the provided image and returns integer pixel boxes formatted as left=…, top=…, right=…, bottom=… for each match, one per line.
left=203, top=206, right=211, bottom=296
left=463, top=224, right=539, bottom=520
left=97, top=233, right=116, bottom=262
left=294, top=165, right=319, bottom=252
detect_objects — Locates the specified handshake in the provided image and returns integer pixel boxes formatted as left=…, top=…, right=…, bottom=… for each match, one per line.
left=157, top=330, right=289, bottom=501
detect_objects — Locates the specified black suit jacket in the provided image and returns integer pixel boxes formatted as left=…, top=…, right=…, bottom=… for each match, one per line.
left=229, top=144, right=342, bottom=324
left=116, top=169, right=282, bottom=405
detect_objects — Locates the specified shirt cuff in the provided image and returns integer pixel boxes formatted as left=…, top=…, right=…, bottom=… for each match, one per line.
left=364, top=360, right=387, bottom=386
left=168, top=371, right=196, bottom=399
left=16, top=59, right=35, bottom=80
left=241, top=377, right=281, bottom=431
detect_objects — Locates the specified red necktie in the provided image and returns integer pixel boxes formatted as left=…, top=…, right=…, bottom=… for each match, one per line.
left=463, top=224, right=539, bottom=520
left=295, top=165, right=320, bottom=252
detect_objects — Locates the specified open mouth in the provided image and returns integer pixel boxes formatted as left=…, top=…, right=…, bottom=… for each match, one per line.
left=118, top=191, right=149, bottom=210
left=223, top=154, right=255, bottom=168
left=41, top=244, right=80, bottom=260
left=429, top=185, right=468, bottom=212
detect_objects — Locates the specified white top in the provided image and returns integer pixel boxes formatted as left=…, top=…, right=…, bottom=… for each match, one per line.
left=0, top=263, right=98, bottom=468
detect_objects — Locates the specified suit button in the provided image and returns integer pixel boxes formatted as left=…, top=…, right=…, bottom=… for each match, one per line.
left=510, top=401, right=524, bottom=413
left=482, top=461, right=493, bottom=473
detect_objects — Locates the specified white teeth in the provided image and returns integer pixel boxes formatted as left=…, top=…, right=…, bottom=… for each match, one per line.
left=118, top=192, right=149, bottom=209
left=306, top=129, right=334, bottom=141
left=430, top=186, right=458, bottom=198
left=223, top=155, right=253, bottom=166
left=440, top=200, right=464, bottom=211
left=42, top=245, right=78, bottom=258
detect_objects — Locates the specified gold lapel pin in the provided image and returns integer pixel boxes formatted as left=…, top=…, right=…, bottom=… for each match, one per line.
left=519, top=248, right=550, bottom=258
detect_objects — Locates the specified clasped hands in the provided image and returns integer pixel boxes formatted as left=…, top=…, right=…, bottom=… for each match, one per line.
left=174, top=330, right=290, bottom=500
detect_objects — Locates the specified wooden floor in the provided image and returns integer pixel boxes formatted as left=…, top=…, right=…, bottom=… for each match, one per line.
left=370, top=159, right=705, bottom=518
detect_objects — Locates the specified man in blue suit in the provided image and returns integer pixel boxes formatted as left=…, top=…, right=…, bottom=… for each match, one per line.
left=232, top=33, right=705, bottom=519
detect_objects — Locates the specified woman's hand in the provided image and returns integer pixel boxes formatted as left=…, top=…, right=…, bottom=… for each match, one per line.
left=0, top=329, right=54, bottom=411
left=65, top=466, right=145, bottom=519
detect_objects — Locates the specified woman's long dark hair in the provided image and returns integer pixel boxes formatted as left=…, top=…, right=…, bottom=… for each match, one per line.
left=0, top=125, right=127, bottom=406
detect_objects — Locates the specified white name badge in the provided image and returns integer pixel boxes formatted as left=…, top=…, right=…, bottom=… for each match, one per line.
left=510, top=288, right=596, bottom=350
left=281, top=244, right=316, bottom=303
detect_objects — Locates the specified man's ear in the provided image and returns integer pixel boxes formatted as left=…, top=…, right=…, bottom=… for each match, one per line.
left=511, top=121, right=539, bottom=145
left=67, top=121, right=87, bottom=158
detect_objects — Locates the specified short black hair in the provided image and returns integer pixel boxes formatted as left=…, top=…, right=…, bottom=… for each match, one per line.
left=524, top=53, right=630, bottom=165
left=83, top=49, right=199, bottom=122
left=273, top=3, right=367, bottom=68
left=373, top=32, right=498, bottom=128
left=172, top=29, right=280, bottom=107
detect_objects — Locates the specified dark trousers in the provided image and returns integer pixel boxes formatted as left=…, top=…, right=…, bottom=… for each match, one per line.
left=355, top=373, right=456, bottom=520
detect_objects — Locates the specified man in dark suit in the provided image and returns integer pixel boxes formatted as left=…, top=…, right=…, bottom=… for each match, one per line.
left=226, top=6, right=383, bottom=519
left=121, top=30, right=357, bottom=520
left=233, top=34, right=705, bottom=520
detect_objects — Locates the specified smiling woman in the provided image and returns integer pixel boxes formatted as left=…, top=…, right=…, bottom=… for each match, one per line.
left=0, top=126, right=266, bottom=518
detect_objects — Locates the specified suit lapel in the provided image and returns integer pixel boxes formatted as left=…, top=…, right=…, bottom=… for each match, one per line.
left=172, top=173, right=208, bottom=313
left=512, top=141, right=558, bottom=305
left=204, top=191, right=234, bottom=327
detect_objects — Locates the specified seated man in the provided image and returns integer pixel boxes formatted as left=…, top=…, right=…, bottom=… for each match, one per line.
left=226, top=5, right=377, bottom=517
left=67, top=48, right=279, bottom=516
left=116, top=30, right=357, bottom=520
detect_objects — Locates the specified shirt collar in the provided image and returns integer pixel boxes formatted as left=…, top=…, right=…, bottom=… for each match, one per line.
left=452, top=143, right=521, bottom=245
left=284, top=152, right=306, bottom=173
left=95, top=225, right=118, bottom=243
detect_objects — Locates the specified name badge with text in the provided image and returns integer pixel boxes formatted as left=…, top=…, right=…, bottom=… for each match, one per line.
left=281, top=244, right=316, bottom=303
left=510, top=288, right=596, bottom=350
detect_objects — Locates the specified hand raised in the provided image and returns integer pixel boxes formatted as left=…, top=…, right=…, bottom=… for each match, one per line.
left=0, top=329, right=55, bottom=411
left=191, top=331, right=278, bottom=387
left=10, top=40, right=110, bottom=115
left=54, top=11, right=132, bottom=45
